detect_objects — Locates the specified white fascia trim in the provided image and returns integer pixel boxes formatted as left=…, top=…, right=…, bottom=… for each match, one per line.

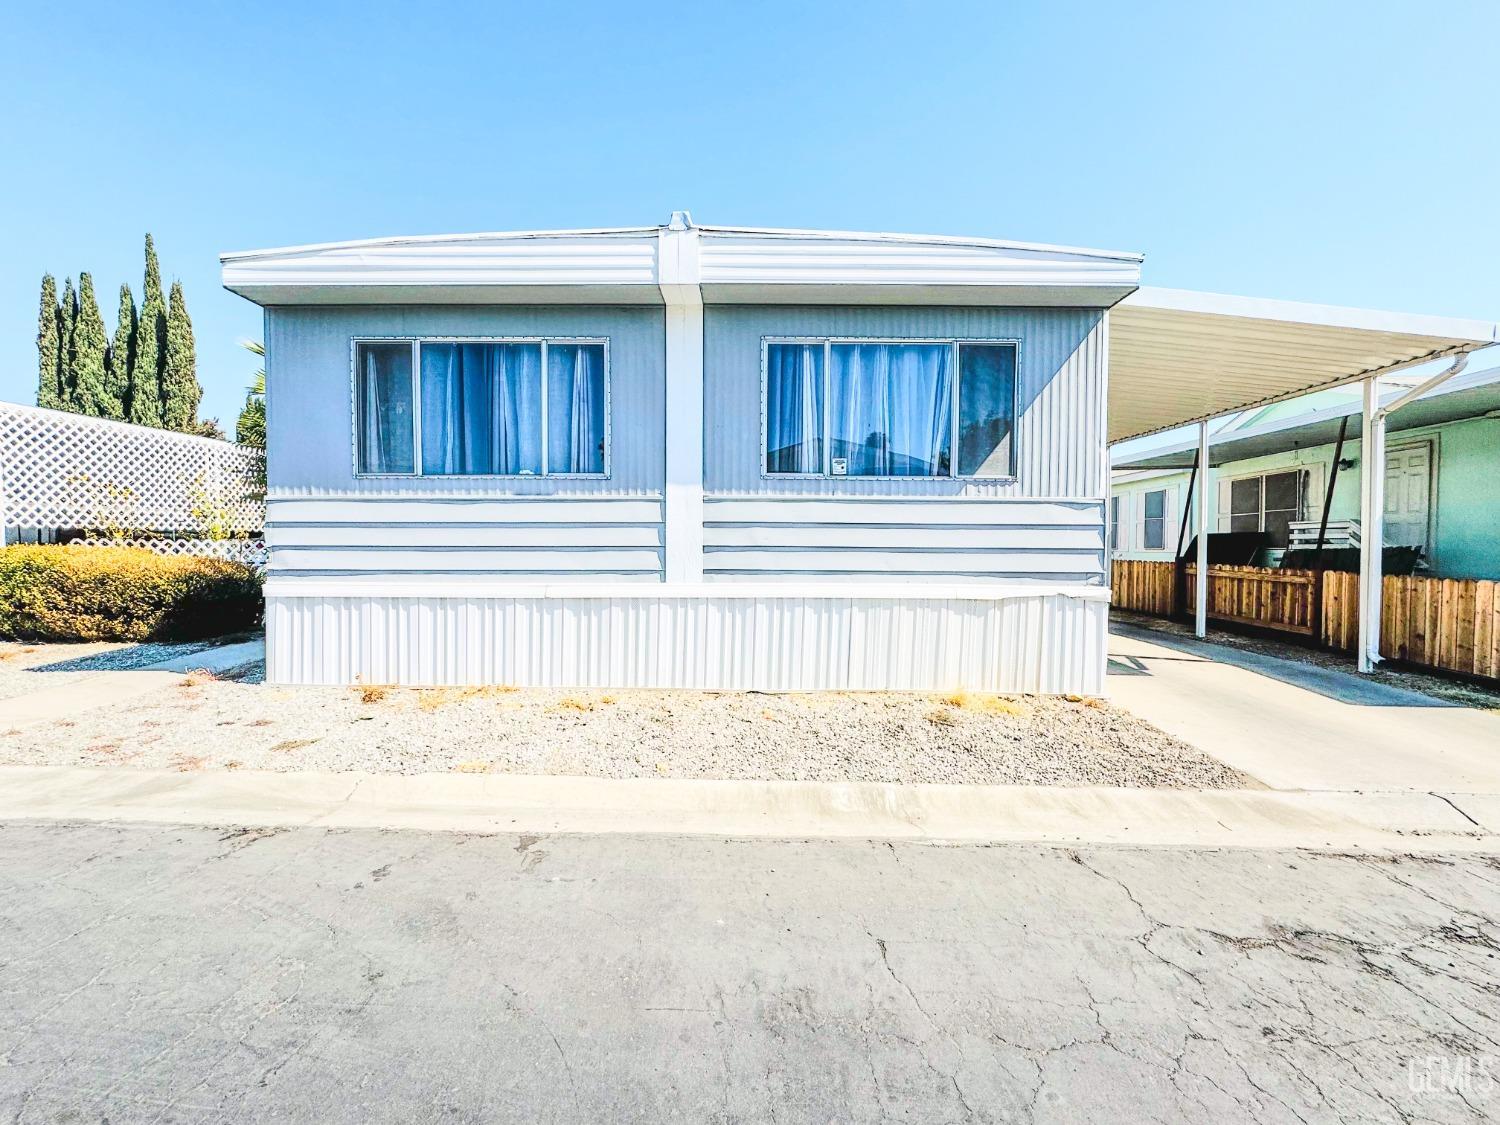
left=222, top=216, right=1146, bottom=268
left=263, top=579, right=1114, bottom=602
left=220, top=226, right=662, bottom=264
left=694, top=223, right=1144, bottom=263
left=1124, top=287, right=1500, bottom=344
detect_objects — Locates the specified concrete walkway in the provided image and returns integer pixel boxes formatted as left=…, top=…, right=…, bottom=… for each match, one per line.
left=1108, top=624, right=1500, bottom=793
left=2, top=763, right=1496, bottom=853
left=0, top=639, right=264, bottom=728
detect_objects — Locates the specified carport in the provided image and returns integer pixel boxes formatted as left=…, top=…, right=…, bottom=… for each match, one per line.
left=1107, top=286, right=1498, bottom=671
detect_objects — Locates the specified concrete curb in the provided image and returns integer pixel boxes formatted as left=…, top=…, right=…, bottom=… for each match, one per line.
left=1, top=766, right=1496, bottom=852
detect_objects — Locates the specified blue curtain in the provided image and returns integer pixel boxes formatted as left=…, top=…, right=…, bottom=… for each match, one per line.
left=765, top=343, right=824, bottom=473
left=358, top=343, right=414, bottom=474
left=546, top=344, right=606, bottom=473
left=420, top=343, right=543, bottom=474
left=829, top=343, right=951, bottom=476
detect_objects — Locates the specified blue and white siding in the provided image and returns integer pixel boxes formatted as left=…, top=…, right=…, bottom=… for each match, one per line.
left=260, top=300, right=1111, bottom=691
left=701, top=306, right=1109, bottom=584
left=263, top=305, right=665, bottom=583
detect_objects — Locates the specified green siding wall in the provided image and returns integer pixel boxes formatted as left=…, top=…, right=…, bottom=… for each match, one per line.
left=1111, top=414, right=1500, bottom=579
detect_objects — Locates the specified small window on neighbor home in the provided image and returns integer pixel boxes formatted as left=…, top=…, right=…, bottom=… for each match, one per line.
left=1142, top=489, right=1167, bottom=550
left=1110, top=495, right=1121, bottom=551
left=1262, top=470, right=1302, bottom=547
left=1225, top=470, right=1305, bottom=548
left=764, top=339, right=1017, bottom=478
left=356, top=339, right=607, bottom=476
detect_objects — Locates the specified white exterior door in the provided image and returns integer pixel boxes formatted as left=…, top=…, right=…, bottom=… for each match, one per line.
left=1383, top=441, right=1433, bottom=552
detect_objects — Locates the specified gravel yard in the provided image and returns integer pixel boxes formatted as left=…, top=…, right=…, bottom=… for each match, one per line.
left=0, top=655, right=1251, bottom=788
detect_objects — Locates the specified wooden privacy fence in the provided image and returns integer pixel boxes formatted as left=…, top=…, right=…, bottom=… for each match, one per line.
left=1186, top=564, right=1318, bottom=637
left=1111, top=560, right=1500, bottom=682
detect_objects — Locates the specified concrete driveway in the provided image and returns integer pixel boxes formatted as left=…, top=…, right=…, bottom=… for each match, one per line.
left=4, top=819, right=1498, bottom=1124
left=1108, top=624, right=1500, bottom=794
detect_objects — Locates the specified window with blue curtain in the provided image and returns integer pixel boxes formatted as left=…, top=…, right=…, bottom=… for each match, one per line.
left=546, top=344, right=606, bottom=474
left=355, top=339, right=606, bottom=476
left=356, top=342, right=415, bottom=474
left=765, top=343, right=824, bottom=473
left=764, top=339, right=1016, bottom=478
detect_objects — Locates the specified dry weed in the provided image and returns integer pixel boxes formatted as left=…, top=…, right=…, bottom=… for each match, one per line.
left=935, top=690, right=1027, bottom=717
left=417, top=685, right=517, bottom=711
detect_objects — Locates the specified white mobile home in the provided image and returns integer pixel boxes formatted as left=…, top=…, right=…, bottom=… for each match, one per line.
left=223, top=214, right=1496, bottom=691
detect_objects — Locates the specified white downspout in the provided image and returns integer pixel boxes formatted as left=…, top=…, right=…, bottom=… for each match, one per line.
left=1357, top=377, right=1384, bottom=672
left=1194, top=419, right=1210, bottom=638
left=1356, top=351, right=1469, bottom=673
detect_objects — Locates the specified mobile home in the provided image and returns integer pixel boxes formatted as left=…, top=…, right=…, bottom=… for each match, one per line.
left=223, top=214, right=1496, bottom=691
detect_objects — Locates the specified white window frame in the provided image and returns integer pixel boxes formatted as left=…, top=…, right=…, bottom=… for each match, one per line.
left=1140, top=488, right=1171, bottom=552
left=759, top=336, right=1022, bottom=481
left=350, top=336, right=611, bottom=479
left=1110, top=494, right=1123, bottom=552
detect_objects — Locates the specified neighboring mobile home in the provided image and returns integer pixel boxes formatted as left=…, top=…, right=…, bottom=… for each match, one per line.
left=223, top=214, right=1496, bottom=691
left=1111, top=363, right=1500, bottom=580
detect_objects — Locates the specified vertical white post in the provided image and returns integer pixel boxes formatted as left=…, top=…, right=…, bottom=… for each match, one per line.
left=1358, top=376, right=1385, bottom=672
left=1194, top=419, right=1210, bottom=638
left=658, top=212, right=704, bottom=584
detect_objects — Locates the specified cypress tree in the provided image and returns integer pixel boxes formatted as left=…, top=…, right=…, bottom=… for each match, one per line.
left=71, top=274, right=110, bottom=417
left=58, top=277, right=78, bottom=409
left=128, top=235, right=165, bottom=427
left=161, top=280, right=200, bottom=432
left=36, top=274, right=61, bottom=409
left=104, top=283, right=136, bottom=420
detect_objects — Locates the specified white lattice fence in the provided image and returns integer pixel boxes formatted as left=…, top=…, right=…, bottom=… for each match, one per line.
left=69, top=537, right=269, bottom=568
left=0, top=402, right=264, bottom=534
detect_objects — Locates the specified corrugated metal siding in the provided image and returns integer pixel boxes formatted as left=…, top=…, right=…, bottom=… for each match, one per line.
left=266, top=590, right=1107, bottom=694
left=702, top=306, right=1105, bottom=498
left=266, top=305, right=664, bottom=498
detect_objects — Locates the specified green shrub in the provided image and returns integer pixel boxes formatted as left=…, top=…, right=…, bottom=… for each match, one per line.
left=0, top=545, right=262, bottom=642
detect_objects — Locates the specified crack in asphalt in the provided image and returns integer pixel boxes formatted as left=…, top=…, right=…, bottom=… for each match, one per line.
left=4, top=825, right=1499, bottom=1123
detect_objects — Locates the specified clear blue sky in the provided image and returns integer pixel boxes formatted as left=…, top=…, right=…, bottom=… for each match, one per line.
left=2, top=1, right=1496, bottom=429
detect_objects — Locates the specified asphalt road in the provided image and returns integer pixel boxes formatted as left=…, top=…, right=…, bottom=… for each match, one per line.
left=2, top=821, right=1498, bottom=1124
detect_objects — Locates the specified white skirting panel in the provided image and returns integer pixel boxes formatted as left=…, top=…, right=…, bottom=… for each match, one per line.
left=265, top=587, right=1108, bottom=694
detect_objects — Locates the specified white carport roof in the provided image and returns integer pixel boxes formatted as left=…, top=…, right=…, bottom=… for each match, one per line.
left=1113, top=363, right=1500, bottom=470
left=1108, top=287, right=1498, bottom=444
